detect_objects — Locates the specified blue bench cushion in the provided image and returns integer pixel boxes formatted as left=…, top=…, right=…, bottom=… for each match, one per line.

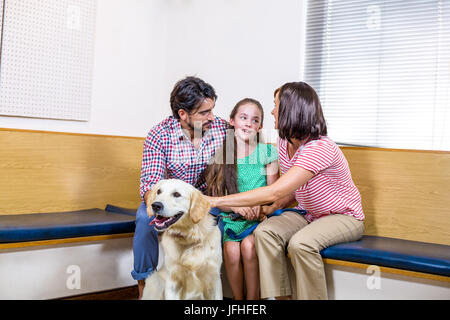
left=320, top=235, right=450, bottom=277
left=104, top=204, right=138, bottom=216
left=0, top=208, right=136, bottom=243
left=2, top=205, right=449, bottom=279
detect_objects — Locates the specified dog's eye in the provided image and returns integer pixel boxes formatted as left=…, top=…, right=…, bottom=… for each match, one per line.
left=173, top=192, right=181, bottom=198
left=156, top=189, right=161, bottom=195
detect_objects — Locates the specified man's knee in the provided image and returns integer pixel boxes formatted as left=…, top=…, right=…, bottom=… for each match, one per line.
left=287, top=235, right=318, bottom=258
left=133, top=202, right=158, bottom=254
left=136, top=202, right=150, bottom=222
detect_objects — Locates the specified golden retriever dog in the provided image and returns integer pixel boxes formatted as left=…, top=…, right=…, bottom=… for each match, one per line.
left=141, top=179, right=223, bottom=300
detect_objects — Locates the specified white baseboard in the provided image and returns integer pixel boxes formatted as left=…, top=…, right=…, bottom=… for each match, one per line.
left=325, top=264, right=450, bottom=300
left=0, top=237, right=136, bottom=299
left=2, top=240, right=448, bottom=300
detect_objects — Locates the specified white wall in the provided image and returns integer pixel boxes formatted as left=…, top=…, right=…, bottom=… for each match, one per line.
left=159, top=0, right=304, bottom=138
left=0, top=0, right=305, bottom=139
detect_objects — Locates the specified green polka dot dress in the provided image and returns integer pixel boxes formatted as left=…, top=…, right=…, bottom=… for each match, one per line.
left=221, top=143, right=278, bottom=242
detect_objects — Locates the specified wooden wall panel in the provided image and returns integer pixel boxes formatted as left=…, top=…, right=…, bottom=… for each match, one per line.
left=342, top=147, right=450, bottom=245
left=0, top=129, right=144, bottom=214
left=1, top=128, right=448, bottom=245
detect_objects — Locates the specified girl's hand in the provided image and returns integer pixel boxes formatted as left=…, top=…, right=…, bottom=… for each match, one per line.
left=231, top=207, right=251, bottom=218
left=251, top=206, right=261, bottom=221
left=231, top=207, right=258, bottom=221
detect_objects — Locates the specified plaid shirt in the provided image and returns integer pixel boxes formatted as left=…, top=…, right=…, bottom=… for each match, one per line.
left=139, top=115, right=228, bottom=200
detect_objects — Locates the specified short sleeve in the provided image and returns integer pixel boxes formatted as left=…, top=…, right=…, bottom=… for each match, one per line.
left=254, top=143, right=278, bottom=165
left=265, top=143, right=278, bottom=165
left=294, top=139, right=334, bottom=174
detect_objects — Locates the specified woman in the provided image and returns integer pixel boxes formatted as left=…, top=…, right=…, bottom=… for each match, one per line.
left=206, top=82, right=365, bottom=300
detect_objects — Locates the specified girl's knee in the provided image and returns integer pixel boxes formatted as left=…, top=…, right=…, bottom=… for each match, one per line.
left=224, top=242, right=242, bottom=265
left=241, top=236, right=256, bottom=260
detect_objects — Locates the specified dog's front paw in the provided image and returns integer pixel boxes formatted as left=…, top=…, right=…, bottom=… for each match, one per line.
left=141, top=273, right=164, bottom=300
left=164, top=278, right=182, bottom=300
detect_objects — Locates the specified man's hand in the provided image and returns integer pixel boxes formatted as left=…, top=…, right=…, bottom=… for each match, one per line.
left=261, top=193, right=297, bottom=217
left=261, top=203, right=277, bottom=216
left=231, top=207, right=259, bottom=221
left=143, top=190, right=151, bottom=204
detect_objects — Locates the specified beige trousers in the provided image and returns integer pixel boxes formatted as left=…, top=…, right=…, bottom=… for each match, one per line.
left=254, top=211, right=364, bottom=300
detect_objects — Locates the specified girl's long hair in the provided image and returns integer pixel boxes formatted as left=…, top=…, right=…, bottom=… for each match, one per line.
left=204, top=98, right=264, bottom=197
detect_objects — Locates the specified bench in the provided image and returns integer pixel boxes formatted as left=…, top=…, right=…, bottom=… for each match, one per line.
left=1, top=206, right=449, bottom=299
left=0, top=204, right=138, bottom=299
left=101, top=206, right=450, bottom=298
left=0, top=128, right=144, bottom=299
left=1, top=128, right=449, bottom=299
left=4, top=204, right=446, bottom=280
left=320, top=236, right=450, bottom=278
left=0, top=205, right=136, bottom=245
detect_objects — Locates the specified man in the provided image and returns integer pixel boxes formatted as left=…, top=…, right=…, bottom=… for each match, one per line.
left=132, top=76, right=228, bottom=298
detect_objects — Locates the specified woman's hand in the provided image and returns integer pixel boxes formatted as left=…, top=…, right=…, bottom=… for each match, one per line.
left=204, top=195, right=218, bottom=207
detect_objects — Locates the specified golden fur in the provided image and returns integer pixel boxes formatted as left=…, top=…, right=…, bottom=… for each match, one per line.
left=141, top=179, right=223, bottom=300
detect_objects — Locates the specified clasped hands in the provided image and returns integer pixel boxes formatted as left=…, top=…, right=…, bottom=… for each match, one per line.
left=205, top=195, right=278, bottom=221
left=230, top=206, right=263, bottom=221
left=216, top=204, right=277, bottom=222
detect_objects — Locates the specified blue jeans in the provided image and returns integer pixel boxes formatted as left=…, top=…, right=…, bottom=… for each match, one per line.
left=131, top=202, right=159, bottom=281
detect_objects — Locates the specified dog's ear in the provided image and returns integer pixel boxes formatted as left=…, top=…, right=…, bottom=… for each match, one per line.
left=145, top=182, right=161, bottom=217
left=189, top=189, right=211, bottom=224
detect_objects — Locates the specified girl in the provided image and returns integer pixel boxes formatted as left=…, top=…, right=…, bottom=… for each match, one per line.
left=205, top=98, right=279, bottom=300
left=206, top=82, right=365, bottom=300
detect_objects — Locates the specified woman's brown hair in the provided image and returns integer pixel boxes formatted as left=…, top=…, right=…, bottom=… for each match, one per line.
left=276, top=82, right=327, bottom=143
left=204, top=98, right=264, bottom=197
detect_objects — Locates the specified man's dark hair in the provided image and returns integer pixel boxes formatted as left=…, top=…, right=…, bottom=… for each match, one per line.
left=170, top=76, right=217, bottom=119
left=277, top=81, right=327, bottom=143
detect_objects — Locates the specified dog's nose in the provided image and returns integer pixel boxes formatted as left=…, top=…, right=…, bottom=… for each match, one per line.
left=151, top=202, right=164, bottom=213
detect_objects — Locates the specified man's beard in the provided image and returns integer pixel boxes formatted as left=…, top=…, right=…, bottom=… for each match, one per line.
left=186, top=118, right=212, bottom=135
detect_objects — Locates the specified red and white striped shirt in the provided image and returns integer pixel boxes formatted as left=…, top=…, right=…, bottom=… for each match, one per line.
left=278, top=136, right=364, bottom=222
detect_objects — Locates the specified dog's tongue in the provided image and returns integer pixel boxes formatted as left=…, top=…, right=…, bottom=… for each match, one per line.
left=150, top=215, right=170, bottom=226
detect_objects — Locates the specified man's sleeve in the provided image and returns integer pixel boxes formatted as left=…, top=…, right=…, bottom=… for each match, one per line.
left=139, top=132, right=166, bottom=200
